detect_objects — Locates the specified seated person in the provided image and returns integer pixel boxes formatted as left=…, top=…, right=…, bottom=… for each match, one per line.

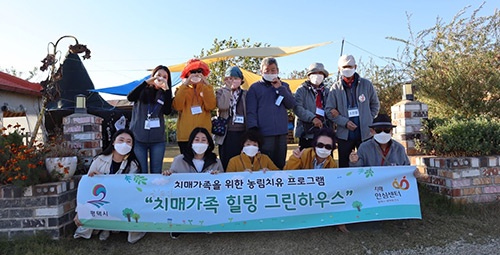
left=226, top=130, right=279, bottom=172
left=73, top=129, right=146, bottom=244
left=349, top=114, right=410, bottom=167
left=284, top=128, right=338, bottom=170
left=163, top=127, right=223, bottom=174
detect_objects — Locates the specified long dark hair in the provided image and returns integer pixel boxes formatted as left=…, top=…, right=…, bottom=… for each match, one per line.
left=100, top=129, right=141, bottom=173
left=183, top=127, right=217, bottom=168
left=311, top=128, right=337, bottom=150
left=139, top=65, right=172, bottom=104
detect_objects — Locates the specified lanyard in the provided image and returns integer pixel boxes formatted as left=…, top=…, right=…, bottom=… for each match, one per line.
left=147, top=93, right=164, bottom=118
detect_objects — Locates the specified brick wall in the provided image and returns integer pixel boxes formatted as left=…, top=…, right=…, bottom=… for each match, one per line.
left=411, top=155, right=500, bottom=203
left=0, top=177, right=81, bottom=239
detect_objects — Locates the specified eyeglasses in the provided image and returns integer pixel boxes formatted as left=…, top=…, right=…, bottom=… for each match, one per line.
left=316, top=142, right=334, bottom=150
left=189, top=69, right=203, bottom=74
left=374, top=128, right=392, bottom=134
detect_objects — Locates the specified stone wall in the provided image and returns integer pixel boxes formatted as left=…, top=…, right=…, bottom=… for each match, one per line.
left=412, top=155, right=500, bottom=203
left=0, top=177, right=80, bottom=239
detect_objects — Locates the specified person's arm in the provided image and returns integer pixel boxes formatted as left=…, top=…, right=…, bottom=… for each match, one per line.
left=201, top=84, right=217, bottom=111
left=325, top=88, right=349, bottom=127
left=216, top=87, right=231, bottom=110
left=283, top=153, right=302, bottom=170
left=294, top=87, right=316, bottom=122
left=246, top=86, right=258, bottom=129
left=277, top=84, right=295, bottom=109
left=172, top=85, right=189, bottom=112
left=161, top=89, right=173, bottom=115
left=367, top=81, right=380, bottom=118
left=127, top=81, right=148, bottom=102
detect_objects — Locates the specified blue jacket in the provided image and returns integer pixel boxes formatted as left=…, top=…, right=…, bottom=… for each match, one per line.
left=246, top=79, right=295, bottom=136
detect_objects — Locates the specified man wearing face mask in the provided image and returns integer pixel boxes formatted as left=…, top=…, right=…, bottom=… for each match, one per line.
left=325, top=55, right=380, bottom=168
left=349, top=114, right=410, bottom=167
left=293, top=63, right=332, bottom=150
left=214, top=66, right=248, bottom=170
left=246, top=57, right=295, bottom=169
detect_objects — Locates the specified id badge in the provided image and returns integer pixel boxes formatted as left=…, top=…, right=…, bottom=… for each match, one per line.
left=275, top=95, right=284, bottom=106
left=348, top=108, right=360, bottom=117
left=191, top=106, right=202, bottom=115
left=234, top=115, right=244, bottom=124
left=149, top=118, right=160, bottom=128
left=144, top=120, right=150, bottom=130
left=315, top=108, right=325, bottom=117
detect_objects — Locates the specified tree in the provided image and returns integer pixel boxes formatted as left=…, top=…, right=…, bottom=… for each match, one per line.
left=360, top=59, right=408, bottom=115
left=132, top=213, right=140, bottom=223
left=0, top=66, right=38, bottom=81
left=122, top=208, right=134, bottom=222
left=196, top=37, right=270, bottom=89
left=352, top=201, right=363, bottom=212
left=389, top=4, right=500, bottom=118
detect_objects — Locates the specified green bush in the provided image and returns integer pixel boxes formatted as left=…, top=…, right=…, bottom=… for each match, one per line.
left=416, top=117, right=500, bottom=157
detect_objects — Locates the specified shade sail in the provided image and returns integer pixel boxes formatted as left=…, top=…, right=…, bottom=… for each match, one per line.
left=239, top=68, right=306, bottom=93
left=92, top=72, right=181, bottom=96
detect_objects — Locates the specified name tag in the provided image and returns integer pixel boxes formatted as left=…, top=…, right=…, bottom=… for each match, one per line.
left=144, top=120, right=150, bottom=130
left=348, top=108, right=359, bottom=117
left=315, top=108, right=325, bottom=117
left=191, top=106, right=202, bottom=115
left=275, top=95, right=284, bottom=106
left=234, top=115, right=244, bottom=124
left=149, top=118, right=160, bottom=128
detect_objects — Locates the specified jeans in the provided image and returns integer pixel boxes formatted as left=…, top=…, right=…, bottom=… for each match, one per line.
left=134, top=141, right=166, bottom=174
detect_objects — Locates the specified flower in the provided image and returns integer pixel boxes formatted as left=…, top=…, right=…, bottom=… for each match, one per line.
left=0, top=124, right=53, bottom=188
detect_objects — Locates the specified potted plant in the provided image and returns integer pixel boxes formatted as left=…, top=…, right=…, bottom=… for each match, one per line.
left=43, top=129, right=80, bottom=180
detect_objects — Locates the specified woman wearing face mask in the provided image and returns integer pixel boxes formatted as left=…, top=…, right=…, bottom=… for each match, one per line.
left=214, top=66, right=248, bottom=170
left=293, top=63, right=332, bottom=150
left=226, top=130, right=278, bottom=172
left=172, top=59, right=216, bottom=155
left=349, top=114, right=410, bottom=167
left=73, top=129, right=146, bottom=243
left=284, top=128, right=338, bottom=170
left=163, top=127, right=222, bottom=175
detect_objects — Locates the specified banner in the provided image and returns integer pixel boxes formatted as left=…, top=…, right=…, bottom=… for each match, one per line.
left=76, top=166, right=421, bottom=232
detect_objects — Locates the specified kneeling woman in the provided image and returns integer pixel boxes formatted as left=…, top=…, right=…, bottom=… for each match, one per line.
left=73, top=129, right=146, bottom=243
left=226, top=130, right=278, bottom=172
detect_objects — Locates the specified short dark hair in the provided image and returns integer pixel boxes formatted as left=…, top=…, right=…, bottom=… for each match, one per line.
left=311, top=128, right=337, bottom=150
left=240, top=129, right=264, bottom=150
left=261, top=57, right=278, bottom=70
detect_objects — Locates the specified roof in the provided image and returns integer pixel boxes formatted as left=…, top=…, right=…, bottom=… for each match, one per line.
left=0, top=71, right=42, bottom=96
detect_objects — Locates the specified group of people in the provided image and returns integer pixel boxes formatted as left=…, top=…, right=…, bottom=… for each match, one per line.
left=73, top=54, right=416, bottom=243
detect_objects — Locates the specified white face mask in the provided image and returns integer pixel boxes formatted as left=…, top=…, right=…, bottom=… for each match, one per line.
left=341, top=68, right=355, bottom=78
left=191, top=76, right=202, bottom=83
left=315, top=147, right=332, bottom=159
left=242, top=145, right=259, bottom=157
left=374, top=132, right=392, bottom=144
left=114, top=142, right=132, bottom=155
left=262, top=73, right=278, bottom=82
left=309, top=74, right=324, bottom=85
left=192, top=143, right=208, bottom=154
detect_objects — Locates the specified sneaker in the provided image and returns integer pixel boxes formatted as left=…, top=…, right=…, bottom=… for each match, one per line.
left=170, top=232, right=181, bottom=240
left=99, top=230, right=110, bottom=241
left=73, top=226, right=92, bottom=239
left=128, top=232, right=146, bottom=244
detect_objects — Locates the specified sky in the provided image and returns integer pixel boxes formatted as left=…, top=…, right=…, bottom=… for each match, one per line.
left=0, top=0, right=498, bottom=100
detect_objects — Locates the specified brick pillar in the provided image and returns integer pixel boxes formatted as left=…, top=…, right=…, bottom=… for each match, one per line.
left=391, top=100, right=428, bottom=156
left=63, top=113, right=103, bottom=170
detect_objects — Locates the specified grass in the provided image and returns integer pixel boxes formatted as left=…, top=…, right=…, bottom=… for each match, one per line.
left=1, top=144, right=499, bottom=255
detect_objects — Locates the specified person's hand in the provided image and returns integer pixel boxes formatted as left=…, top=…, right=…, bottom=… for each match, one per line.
left=292, top=148, right=303, bottom=159
left=162, top=170, right=173, bottom=176
left=210, top=170, right=219, bottom=175
left=271, top=77, right=281, bottom=89
left=88, top=170, right=100, bottom=177
left=244, top=168, right=253, bottom=173
left=349, top=150, right=359, bottom=163
left=346, top=121, right=357, bottom=131
left=261, top=167, right=269, bottom=173
left=330, top=109, right=340, bottom=118
left=312, top=117, right=323, bottom=128
left=413, top=168, right=423, bottom=179
left=74, top=214, right=82, bottom=227
left=201, top=75, right=209, bottom=85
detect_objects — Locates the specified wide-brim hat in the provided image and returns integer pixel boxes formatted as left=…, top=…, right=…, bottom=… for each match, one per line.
left=369, top=114, right=396, bottom=128
left=180, top=59, right=210, bottom=78
left=306, top=62, right=329, bottom=77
